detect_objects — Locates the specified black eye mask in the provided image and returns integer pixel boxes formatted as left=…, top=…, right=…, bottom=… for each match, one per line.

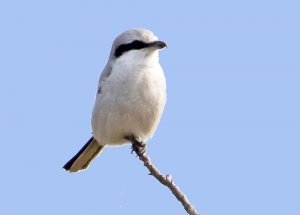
left=114, top=40, right=150, bottom=57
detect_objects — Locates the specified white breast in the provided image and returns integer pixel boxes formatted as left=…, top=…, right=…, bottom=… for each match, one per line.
left=92, top=50, right=166, bottom=146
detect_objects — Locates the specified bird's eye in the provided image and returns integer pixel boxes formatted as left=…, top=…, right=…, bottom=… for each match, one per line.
left=131, top=40, right=145, bottom=49
left=114, top=40, right=148, bottom=57
left=132, top=40, right=140, bottom=44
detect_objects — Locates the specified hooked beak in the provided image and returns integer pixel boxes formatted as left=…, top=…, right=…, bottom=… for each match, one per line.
left=148, top=40, right=167, bottom=49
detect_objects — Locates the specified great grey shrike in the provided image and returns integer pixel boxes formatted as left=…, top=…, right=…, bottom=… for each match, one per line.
left=63, top=29, right=167, bottom=172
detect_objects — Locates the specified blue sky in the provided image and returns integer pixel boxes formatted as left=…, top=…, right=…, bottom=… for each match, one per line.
left=0, top=0, right=299, bottom=214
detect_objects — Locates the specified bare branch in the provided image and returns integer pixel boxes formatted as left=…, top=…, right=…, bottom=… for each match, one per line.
left=131, top=144, right=200, bottom=215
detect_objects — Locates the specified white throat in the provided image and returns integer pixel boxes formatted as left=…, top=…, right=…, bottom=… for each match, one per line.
left=114, top=49, right=160, bottom=67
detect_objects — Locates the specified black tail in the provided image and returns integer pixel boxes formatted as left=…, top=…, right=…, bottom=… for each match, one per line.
left=63, top=137, right=104, bottom=172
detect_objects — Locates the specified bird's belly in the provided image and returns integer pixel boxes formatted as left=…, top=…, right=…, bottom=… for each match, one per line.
left=92, top=64, right=166, bottom=146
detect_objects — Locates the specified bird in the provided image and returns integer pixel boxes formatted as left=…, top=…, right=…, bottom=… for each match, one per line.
left=63, top=29, right=167, bottom=172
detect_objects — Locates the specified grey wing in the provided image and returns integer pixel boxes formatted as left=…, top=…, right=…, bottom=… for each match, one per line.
left=97, top=63, right=112, bottom=94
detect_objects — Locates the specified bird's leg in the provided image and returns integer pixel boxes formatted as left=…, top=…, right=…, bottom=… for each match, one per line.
left=132, top=140, right=147, bottom=156
left=124, top=134, right=147, bottom=156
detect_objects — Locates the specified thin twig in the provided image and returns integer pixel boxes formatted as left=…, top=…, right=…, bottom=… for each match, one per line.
left=133, top=146, right=199, bottom=215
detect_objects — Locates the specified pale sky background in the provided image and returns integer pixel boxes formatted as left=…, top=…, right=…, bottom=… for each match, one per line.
left=0, top=0, right=299, bottom=215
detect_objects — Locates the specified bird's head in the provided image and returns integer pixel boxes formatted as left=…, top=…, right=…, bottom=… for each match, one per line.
left=108, top=29, right=167, bottom=63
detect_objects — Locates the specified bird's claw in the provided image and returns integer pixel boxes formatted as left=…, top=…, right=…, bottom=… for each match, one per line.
left=125, top=134, right=147, bottom=156
left=132, top=141, right=146, bottom=156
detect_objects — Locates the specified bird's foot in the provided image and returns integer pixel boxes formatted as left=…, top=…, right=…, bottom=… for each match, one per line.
left=132, top=140, right=146, bottom=156
left=125, top=134, right=147, bottom=156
